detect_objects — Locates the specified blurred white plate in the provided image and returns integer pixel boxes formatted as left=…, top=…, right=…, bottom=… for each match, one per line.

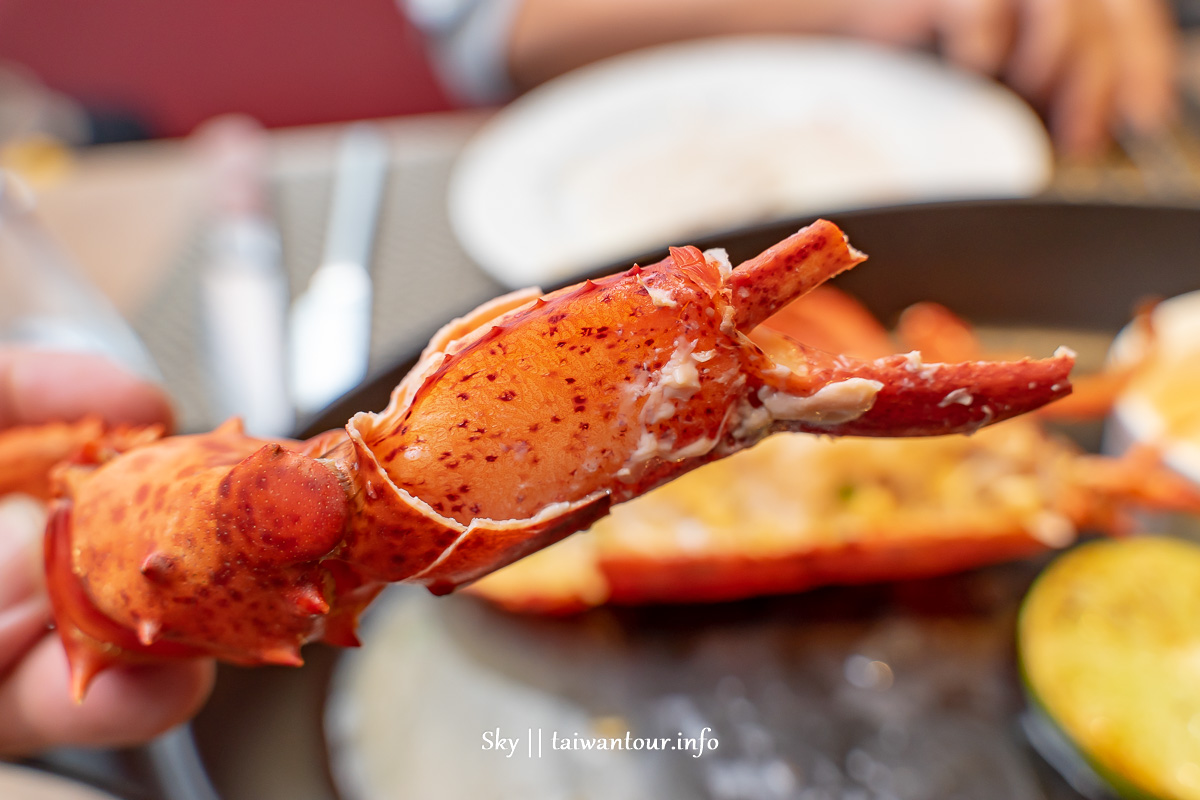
left=449, top=36, right=1053, bottom=288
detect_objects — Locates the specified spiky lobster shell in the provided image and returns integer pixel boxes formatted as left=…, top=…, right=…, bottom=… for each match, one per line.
left=40, top=220, right=1074, bottom=698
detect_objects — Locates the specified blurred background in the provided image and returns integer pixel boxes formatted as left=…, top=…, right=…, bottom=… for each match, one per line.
left=2, top=0, right=1199, bottom=433
left=0, top=0, right=450, bottom=140
left=0, top=0, right=1196, bottom=140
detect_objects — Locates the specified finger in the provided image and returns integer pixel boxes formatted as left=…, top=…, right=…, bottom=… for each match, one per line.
left=0, top=348, right=173, bottom=430
left=0, top=495, right=45, bottom=609
left=1006, top=0, right=1077, bottom=103
left=0, top=496, right=50, bottom=677
left=1049, top=1, right=1118, bottom=156
left=0, top=597, right=51, bottom=680
left=937, top=0, right=1017, bottom=75
left=1100, top=0, right=1178, bottom=133
left=0, top=634, right=215, bottom=756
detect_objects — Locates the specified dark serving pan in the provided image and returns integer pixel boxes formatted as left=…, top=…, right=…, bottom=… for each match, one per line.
left=156, top=200, right=1200, bottom=800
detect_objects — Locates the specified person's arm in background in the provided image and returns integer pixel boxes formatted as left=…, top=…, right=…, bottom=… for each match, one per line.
left=413, top=0, right=1178, bottom=157
left=0, top=349, right=214, bottom=756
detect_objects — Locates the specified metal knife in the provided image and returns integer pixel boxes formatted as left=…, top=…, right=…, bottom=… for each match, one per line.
left=290, top=123, right=390, bottom=416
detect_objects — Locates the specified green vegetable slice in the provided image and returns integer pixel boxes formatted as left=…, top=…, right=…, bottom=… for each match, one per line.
left=1020, top=537, right=1200, bottom=800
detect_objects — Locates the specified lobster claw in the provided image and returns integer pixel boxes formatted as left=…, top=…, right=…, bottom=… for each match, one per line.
left=698, top=229, right=1074, bottom=440
left=345, top=220, right=1073, bottom=584
left=40, top=219, right=1073, bottom=699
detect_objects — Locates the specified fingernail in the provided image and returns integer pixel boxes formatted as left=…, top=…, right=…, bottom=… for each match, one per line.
left=0, top=495, right=48, bottom=608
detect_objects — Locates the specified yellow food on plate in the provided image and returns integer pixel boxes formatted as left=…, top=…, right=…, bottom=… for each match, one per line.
left=471, top=418, right=1090, bottom=612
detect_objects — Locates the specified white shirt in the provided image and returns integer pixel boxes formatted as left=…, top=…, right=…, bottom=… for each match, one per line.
left=402, top=0, right=523, bottom=105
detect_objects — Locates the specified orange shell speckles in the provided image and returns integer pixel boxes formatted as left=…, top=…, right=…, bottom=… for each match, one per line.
left=38, top=220, right=1074, bottom=698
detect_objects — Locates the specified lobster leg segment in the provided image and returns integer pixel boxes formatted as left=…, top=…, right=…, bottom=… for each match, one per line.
left=818, top=350, right=1075, bottom=437
left=728, top=219, right=867, bottom=330
left=744, top=331, right=1075, bottom=439
left=45, top=503, right=208, bottom=701
left=49, top=422, right=361, bottom=695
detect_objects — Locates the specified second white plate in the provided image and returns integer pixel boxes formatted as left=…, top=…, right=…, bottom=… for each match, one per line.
left=449, top=36, right=1053, bottom=288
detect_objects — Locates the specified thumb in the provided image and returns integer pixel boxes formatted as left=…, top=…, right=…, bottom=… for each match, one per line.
left=0, top=496, right=51, bottom=675
left=0, top=348, right=174, bottom=430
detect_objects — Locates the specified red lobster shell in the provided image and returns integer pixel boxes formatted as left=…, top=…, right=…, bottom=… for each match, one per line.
left=40, top=220, right=1073, bottom=698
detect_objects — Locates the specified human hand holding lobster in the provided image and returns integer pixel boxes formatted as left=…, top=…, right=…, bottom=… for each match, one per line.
left=0, top=349, right=212, bottom=756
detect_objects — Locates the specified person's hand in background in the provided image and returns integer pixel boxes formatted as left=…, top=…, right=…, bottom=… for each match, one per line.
left=505, top=0, right=1178, bottom=156
left=918, top=0, right=1177, bottom=156
left=0, top=349, right=214, bottom=756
